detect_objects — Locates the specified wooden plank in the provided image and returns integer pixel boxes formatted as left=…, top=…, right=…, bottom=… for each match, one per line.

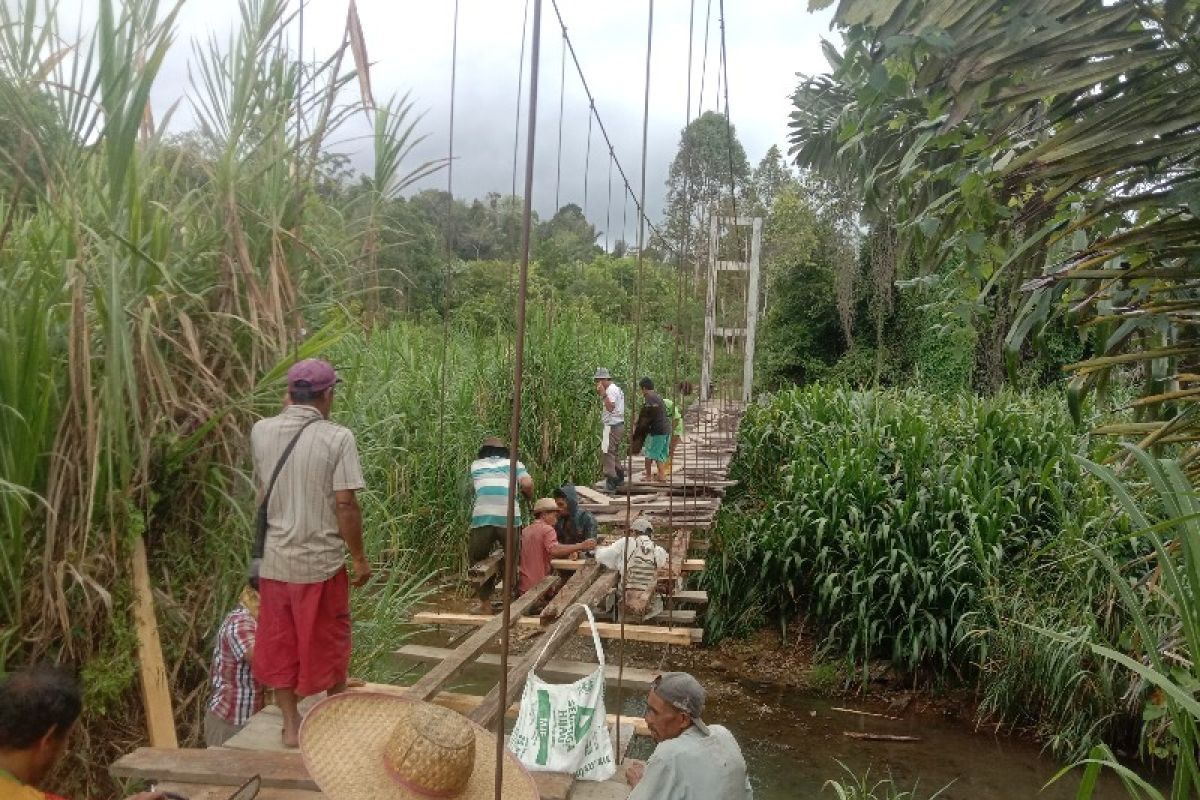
left=842, top=732, right=921, bottom=743
left=467, top=551, right=503, bottom=584
left=667, top=590, right=708, bottom=605
left=112, top=748, right=314, bottom=791
left=154, top=782, right=317, bottom=800
left=414, top=611, right=700, bottom=646
left=575, top=485, right=611, bottom=505
left=469, top=571, right=620, bottom=728
left=540, top=561, right=600, bottom=624
left=405, top=573, right=559, bottom=702
left=116, top=747, right=573, bottom=800
left=553, top=557, right=705, bottom=573
left=392, top=645, right=659, bottom=691
left=131, top=537, right=178, bottom=748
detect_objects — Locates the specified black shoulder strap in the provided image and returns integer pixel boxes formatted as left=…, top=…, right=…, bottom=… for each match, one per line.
left=263, top=417, right=320, bottom=507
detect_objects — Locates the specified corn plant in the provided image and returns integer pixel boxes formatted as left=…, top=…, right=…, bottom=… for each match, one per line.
left=705, top=386, right=1108, bottom=679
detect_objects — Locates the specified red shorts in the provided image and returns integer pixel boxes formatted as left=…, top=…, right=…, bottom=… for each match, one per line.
left=252, top=569, right=350, bottom=696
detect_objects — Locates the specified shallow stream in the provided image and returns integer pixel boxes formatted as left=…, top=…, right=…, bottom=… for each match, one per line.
left=400, top=625, right=1154, bottom=799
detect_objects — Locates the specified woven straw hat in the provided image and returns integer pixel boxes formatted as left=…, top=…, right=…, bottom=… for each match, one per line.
left=300, top=692, right=538, bottom=800
left=533, top=497, right=558, bottom=514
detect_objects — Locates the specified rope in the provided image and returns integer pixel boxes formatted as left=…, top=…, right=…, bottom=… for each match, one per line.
left=554, top=27, right=566, bottom=211
left=433, top=0, right=460, bottom=516
left=496, top=0, right=543, bottom=795
left=615, top=0, right=654, bottom=766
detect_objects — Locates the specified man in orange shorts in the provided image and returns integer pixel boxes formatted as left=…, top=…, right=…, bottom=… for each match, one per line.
left=251, top=359, right=372, bottom=748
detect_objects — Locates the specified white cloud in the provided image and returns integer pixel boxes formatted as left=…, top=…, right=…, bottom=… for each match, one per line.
left=140, top=0, right=837, bottom=234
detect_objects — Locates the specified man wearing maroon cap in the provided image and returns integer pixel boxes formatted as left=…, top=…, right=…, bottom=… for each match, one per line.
left=250, top=358, right=371, bottom=748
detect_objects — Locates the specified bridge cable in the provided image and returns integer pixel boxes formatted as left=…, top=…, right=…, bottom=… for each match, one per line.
left=433, top=0, right=460, bottom=509
left=554, top=26, right=566, bottom=211
left=615, top=0, right=654, bottom=766
left=495, top=0, right=543, bottom=796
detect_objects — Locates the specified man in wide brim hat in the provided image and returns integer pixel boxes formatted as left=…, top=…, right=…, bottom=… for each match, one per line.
left=300, top=692, right=538, bottom=800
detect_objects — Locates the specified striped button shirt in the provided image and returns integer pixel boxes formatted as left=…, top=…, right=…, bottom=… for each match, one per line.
left=251, top=404, right=366, bottom=584
left=206, top=604, right=262, bottom=725
left=470, top=456, right=530, bottom=528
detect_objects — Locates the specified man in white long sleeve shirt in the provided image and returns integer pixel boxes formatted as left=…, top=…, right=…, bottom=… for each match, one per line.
left=594, top=517, right=668, bottom=621
left=626, top=672, right=753, bottom=800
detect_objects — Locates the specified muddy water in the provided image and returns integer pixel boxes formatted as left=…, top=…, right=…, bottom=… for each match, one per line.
left=647, top=677, right=1148, bottom=800
left=399, top=627, right=1153, bottom=799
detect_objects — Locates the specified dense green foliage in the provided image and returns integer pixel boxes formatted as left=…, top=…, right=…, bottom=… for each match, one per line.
left=794, top=0, right=1200, bottom=442
left=707, top=387, right=1107, bottom=670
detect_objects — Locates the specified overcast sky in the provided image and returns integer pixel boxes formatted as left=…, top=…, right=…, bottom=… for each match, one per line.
left=145, top=0, right=837, bottom=242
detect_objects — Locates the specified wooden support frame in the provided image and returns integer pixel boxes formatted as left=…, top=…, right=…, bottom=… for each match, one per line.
left=469, top=570, right=620, bottom=728
left=405, top=573, right=558, bottom=701
left=413, top=611, right=701, bottom=646
left=392, top=645, right=660, bottom=691
left=700, top=213, right=763, bottom=403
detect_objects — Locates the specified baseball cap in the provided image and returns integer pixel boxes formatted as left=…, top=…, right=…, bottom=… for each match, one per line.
left=631, top=517, right=653, bottom=533
left=287, top=359, right=339, bottom=393
left=652, top=672, right=709, bottom=735
left=593, top=367, right=612, bottom=380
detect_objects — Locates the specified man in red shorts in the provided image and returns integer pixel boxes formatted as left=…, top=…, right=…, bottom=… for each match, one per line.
left=251, top=359, right=372, bottom=748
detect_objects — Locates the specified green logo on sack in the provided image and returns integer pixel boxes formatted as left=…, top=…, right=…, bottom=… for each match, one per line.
left=536, top=689, right=551, bottom=765
left=574, top=706, right=595, bottom=744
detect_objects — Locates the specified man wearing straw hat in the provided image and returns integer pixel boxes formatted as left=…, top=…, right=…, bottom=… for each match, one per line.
left=519, top=498, right=596, bottom=595
left=251, top=358, right=370, bottom=749
left=594, top=368, right=626, bottom=491
left=626, top=672, right=753, bottom=799
left=300, top=691, right=539, bottom=799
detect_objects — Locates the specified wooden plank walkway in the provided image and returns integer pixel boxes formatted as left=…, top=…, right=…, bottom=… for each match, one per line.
left=109, top=398, right=747, bottom=800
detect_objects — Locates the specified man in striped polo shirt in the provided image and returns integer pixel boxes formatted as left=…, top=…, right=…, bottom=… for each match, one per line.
left=468, top=437, right=534, bottom=614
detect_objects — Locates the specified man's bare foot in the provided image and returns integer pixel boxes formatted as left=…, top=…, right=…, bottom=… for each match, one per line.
left=346, top=677, right=366, bottom=689
left=281, top=724, right=300, bottom=749
left=478, top=601, right=492, bottom=615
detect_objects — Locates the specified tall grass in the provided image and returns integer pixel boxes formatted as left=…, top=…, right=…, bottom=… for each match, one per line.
left=1045, top=449, right=1200, bottom=800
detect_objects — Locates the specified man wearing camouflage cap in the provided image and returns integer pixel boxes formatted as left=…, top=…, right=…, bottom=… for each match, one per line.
left=626, top=671, right=752, bottom=799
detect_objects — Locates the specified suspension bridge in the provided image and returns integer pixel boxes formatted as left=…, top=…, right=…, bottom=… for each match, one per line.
left=109, top=0, right=764, bottom=797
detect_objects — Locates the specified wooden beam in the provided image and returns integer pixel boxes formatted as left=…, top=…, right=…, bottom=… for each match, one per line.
left=392, top=645, right=659, bottom=691
left=131, top=537, right=178, bottom=748
left=153, top=783, right=315, bottom=800
left=414, top=611, right=701, bottom=646
left=469, top=571, right=619, bottom=728
left=467, top=551, right=503, bottom=585
left=112, top=748, right=574, bottom=800
left=405, top=573, right=558, bottom=702
left=432, top=692, right=650, bottom=738
left=553, top=557, right=705, bottom=573
left=667, top=590, right=708, bottom=605
left=540, top=561, right=600, bottom=624
left=574, top=485, right=611, bottom=505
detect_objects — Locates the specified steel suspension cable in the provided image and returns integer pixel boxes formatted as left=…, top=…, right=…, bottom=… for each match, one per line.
left=582, top=101, right=593, bottom=221
left=433, top=0, right=460, bottom=505
left=496, top=0, right=543, bottom=796
left=604, top=149, right=613, bottom=252
left=616, top=0, right=654, bottom=767
left=554, top=26, right=566, bottom=211
left=666, top=0, right=697, bottom=645
left=697, top=0, right=712, bottom=117
left=547, top=0, right=673, bottom=254
left=510, top=0, right=531, bottom=201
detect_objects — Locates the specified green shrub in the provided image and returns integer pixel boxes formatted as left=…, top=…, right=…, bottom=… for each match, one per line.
left=705, top=385, right=1108, bottom=678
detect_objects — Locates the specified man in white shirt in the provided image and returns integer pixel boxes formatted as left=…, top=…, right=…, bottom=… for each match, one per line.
left=594, top=517, right=667, bottom=621
left=626, top=672, right=753, bottom=800
left=594, top=368, right=626, bottom=491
